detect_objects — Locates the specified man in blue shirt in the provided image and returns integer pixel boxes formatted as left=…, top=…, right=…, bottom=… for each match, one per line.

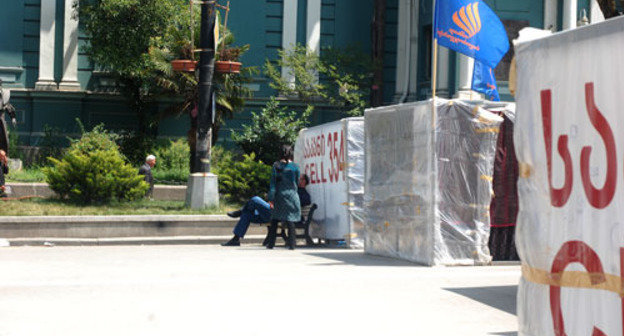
left=222, top=174, right=312, bottom=246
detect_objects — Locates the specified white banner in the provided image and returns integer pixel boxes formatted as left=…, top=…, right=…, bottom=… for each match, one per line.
left=515, top=17, right=624, bottom=336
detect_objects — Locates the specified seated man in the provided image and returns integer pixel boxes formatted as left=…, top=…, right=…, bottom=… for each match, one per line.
left=222, top=174, right=311, bottom=246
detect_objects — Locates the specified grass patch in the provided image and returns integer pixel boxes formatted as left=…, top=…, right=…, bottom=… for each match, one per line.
left=6, top=168, right=46, bottom=183
left=0, top=198, right=240, bottom=216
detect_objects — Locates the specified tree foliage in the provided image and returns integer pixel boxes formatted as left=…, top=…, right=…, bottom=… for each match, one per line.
left=264, top=44, right=375, bottom=116
left=232, top=97, right=312, bottom=165
left=596, top=0, right=623, bottom=18
left=79, top=0, right=254, bottom=154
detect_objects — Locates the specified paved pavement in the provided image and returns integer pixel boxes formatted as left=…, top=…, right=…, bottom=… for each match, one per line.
left=0, top=245, right=520, bottom=336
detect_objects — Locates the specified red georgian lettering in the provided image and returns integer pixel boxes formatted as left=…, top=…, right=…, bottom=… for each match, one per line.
left=549, top=241, right=607, bottom=336
left=580, top=82, right=617, bottom=209
left=541, top=90, right=573, bottom=207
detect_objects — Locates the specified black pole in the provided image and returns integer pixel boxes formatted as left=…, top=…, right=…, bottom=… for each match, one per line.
left=195, top=0, right=217, bottom=173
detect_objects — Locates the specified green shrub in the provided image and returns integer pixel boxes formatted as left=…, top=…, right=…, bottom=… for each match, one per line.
left=154, top=138, right=189, bottom=171
left=151, top=138, right=190, bottom=183
left=43, top=125, right=149, bottom=203
left=214, top=152, right=271, bottom=204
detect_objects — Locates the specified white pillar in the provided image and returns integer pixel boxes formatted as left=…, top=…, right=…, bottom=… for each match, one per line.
left=59, top=0, right=80, bottom=91
left=563, top=0, right=578, bottom=30
left=544, top=0, right=558, bottom=30
left=395, top=0, right=409, bottom=97
left=436, top=47, right=450, bottom=98
left=395, top=0, right=419, bottom=102
left=455, top=54, right=479, bottom=99
left=35, top=0, right=57, bottom=90
left=590, top=0, right=605, bottom=23
left=281, top=0, right=298, bottom=85
left=407, top=0, right=419, bottom=99
left=306, top=0, right=321, bottom=55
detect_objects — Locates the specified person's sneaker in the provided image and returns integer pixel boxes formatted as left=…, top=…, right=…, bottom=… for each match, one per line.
left=221, top=238, right=240, bottom=246
left=227, top=210, right=242, bottom=218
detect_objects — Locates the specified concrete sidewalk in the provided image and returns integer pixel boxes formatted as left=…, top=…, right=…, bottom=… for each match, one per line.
left=0, top=245, right=520, bottom=336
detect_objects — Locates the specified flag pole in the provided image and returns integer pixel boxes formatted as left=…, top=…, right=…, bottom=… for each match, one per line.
left=431, top=0, right=438, bottom=130
left=432, top=39, right=438, bottom=100
left=431, top=0, right=438, bottom=101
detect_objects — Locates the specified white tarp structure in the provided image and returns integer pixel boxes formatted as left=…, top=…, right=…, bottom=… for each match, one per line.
left=294, top=118, right=365, bottom=247
left=515, top=17, right=624, bottom=336
left=364, top=99, right=504, bottom=266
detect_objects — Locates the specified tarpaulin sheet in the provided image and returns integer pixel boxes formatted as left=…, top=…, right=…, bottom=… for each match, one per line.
left=515, top=16, right=624, bottom=336
left=364, top=99, right=503, bottom=266
left=294, top=118, right=365, bottom=247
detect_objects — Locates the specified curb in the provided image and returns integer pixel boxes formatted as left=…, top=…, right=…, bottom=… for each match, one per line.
left=6, top=235, right=267, bottom=246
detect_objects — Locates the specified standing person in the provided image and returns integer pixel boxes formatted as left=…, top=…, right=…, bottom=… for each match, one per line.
left=138, top=155, right=156, bottom=198
left=0, top=79, right=18, bottom=155
left=0, top=150, right=9, bottom=197
left=221, top=174, right=311, bottom=246
left=265, top=145, right=301, bottom=250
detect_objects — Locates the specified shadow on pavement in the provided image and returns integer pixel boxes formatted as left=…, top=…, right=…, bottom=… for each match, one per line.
left=304, top=251, right=424, bottom=267
left=488, top=332, right=518, bottom=336
left=444, top=285, right=517, bottom=315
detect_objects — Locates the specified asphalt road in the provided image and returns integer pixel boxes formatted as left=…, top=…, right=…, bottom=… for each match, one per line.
left=0, top=245, right=520, bottom=336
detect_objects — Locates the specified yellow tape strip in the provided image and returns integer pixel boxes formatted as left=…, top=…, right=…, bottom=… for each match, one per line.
left=480, top=175, right=493, bottom=182
left=341, top=202, right=355, bottom=206
left=475, top=127, right=500, bottom=134
left=522, top=264, right=624, bottom=297
left=519, top=162, right=533, bottom=178
left=472, top=106, right=480, bottom=116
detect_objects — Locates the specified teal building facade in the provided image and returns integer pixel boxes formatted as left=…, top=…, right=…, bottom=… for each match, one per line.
left=0, top=0, right=604, bottom=149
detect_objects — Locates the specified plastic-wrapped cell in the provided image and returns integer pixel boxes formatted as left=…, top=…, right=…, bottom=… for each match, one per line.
left=364, top=99, right=504, bottom=265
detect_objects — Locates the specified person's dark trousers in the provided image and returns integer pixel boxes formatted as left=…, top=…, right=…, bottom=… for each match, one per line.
left=266, top=219, right=279, bottom=249
left=266, top=220, right=296, bottom=250
left=233, top=196, right=272, bottom=238
left=286, top=222, right=296, bottom=250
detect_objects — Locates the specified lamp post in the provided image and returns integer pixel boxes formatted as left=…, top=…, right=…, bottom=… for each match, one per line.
left=196, top=0, right=216, bottom=172
left=186, top=0, right=219, bottom=209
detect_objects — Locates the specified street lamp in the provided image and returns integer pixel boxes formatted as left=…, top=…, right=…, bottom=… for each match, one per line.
left=186, top=0, right=219, bottom=209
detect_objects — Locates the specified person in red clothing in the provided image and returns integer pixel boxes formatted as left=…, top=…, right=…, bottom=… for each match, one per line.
left=0, top=150, right=9, bottom=197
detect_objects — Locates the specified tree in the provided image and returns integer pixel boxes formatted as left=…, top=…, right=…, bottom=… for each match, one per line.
left=264, top=44, right=374, bottom=116
left=79, top=0, right=181, bottom=138
left=79, top=0, right=253, bottom=166
left=232, top=97, right=312, bottom=164
left=596, top=0, right=623, bottom=18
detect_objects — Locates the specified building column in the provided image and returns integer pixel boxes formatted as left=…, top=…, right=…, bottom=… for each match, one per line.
left=306, top=0, right=321, bottom=55
left=435, top=47, right=450, bottom=98
left=590, top=0, right=605, bottom=23
left=35, top=0, right=57, bottom=90
left=59, top=0, right=80, bottom=91
left=281, top=0, right=298, bottom=85
left=455, top=54, right=479, bottom=99
left=394, top=0, right=419, bottom=102
left=544, top=0, right=557, bottom=30
left=563, top=0, right=578, bottom=30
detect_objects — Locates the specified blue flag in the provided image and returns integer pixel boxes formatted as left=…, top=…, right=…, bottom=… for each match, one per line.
left=434, top=0, right=509, bottom=68
left=472, top=60, right=500, bottom=101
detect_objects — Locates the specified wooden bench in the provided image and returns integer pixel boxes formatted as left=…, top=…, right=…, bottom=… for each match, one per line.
left=262, top=203, right=318, bottom=247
